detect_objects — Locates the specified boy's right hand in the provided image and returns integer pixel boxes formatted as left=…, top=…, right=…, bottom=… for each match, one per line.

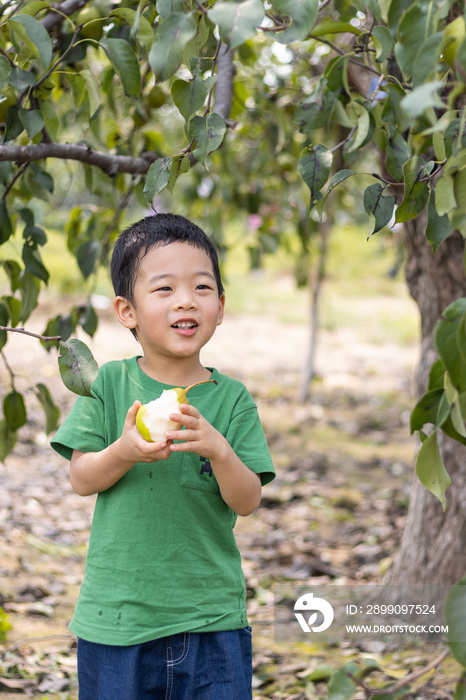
left=119, top=401, right=173, bottom=464
left=70, top=401, right=173, bottom=496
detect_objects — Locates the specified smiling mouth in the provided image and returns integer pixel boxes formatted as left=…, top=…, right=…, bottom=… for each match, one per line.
left=172, top=322, right=198, bottom=329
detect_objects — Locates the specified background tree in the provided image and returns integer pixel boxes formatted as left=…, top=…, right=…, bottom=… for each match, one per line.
left=1, top=0, right=466, bottom=591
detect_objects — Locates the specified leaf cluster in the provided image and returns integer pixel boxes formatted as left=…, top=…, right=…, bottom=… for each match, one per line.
left=410, top=298, right=466, bottom=509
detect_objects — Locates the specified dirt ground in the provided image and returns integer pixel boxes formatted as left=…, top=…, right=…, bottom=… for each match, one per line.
left=2, top=307, right=459, bottom=698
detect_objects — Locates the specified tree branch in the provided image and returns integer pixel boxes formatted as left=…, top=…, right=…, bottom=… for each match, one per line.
left=0, top=143, right=152, bottom=176
left=213, top=43, right=235, bottom=122
left=0, top=326, right=61, bottom=342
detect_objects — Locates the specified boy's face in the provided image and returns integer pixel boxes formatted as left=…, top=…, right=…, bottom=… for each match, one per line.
left=114, top=241, right=225, bottom=362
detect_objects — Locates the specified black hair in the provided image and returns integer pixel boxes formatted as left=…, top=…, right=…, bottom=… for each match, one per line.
left=110, top=213, right=224, bottom=303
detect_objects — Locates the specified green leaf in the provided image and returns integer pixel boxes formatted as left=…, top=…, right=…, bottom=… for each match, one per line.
left=22, top=240, right=49, bottom=284
left=445, top=578, right=466, bottom=666
left=327, top=663, right=359, bottom=700
left=156, top=0, right=185, bottom=19
left=0, top=55, right=11, bottom=91
left=442, top=413, right=466, bottom=446
left=435, top=174, right=457, bottom=216
left=426, top=189, right=451, bottom=253
left=450, top=167, right=466, bottom=234
left=415, top=429, right=451, bottom=510
left=5, top=105, right=23, bottom=142
left=315, top=169, right=355, bottom=218
left=79, top=69, right=100, bottom=118
left=144, top=157, right=172, bottom=202
left=385, top=134, right=411, bottom=181
left=395, top=1, right=437, bottom=79
left=171, top=73, right=215, bottom=122
left=17, top=0, right=50, bottom=15
left=209, top=0, right=264, bottom=50
left=189, top=113, right=226, bottom=167
left=149, top=13, right=197, bottom=82
left=8, top=14, right=52, bottom=67
left=445, top=374, right=466, bottom=439
left=0, top=302, right=8, bottom=350
left=19, top=270, right=40, bottom=323
left=167, top=154, right=189, bottom=193
left=42, top=313, right=74, bottom=347
left=298, top=144, right=332, bottom=205
left=4, top=390, right=27, bottom=430
left=35, top=383, right=60, bottom=435
left=363, top=183, right=396, bottom=236
left=410, top=388, right=449, bottom=433
left=435, top=300, right=466, bottom=393
left=268, top=0, right=318, bottom=43
left=2, top=296, right=21, bottom=328
left=0, top=200, right=13, bottom=245
left=0, top=420, right=17, bottom=463
left=297, top=99, right=327, bottom=133
left=346, top=101, right=371, bottom=153
left=76, top=239, right=102, bottom=279
left=412, top=33, right=443, bottom=87
left=79, top=303, right=98, bottom=337
left=101, top=38, right=141, bottom=98
left=395, top=157, right=430, bottom=223
left=58, top=339, right=99, bottom=397
left=39, top=98, right=58, bottom=140
left=400, top=80, right=444, bottom=119
left=444, top=118, right=466, bottom=159
left=110, top=8, right=154, bottom=52
left=325, top=55, right=350, bottom=95
left=306, top=664, right=334, bottom=681
left=18, top=107, right=44, bottom=138
left=372, top=25, right=394, bottom=62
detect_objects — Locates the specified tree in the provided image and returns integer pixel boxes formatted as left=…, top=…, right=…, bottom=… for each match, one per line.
left=1, top=0, right=466, bottom=587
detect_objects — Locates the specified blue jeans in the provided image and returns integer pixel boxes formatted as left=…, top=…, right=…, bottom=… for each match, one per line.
left=77, top=627, right=253, bottom=699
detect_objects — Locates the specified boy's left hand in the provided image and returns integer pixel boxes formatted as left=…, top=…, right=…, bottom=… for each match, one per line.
left=167, top=404, right=262, bottom=516
left=166, top=404, right=227, bottom=462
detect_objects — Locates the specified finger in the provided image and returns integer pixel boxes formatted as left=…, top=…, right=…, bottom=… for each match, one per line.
left=125, top=400, right=141, bottom=427
left=166, top=427, right=199, bottom=441
left=178, top=403, right=199, bottom=417
left=169, top=412, right=198, bottom=429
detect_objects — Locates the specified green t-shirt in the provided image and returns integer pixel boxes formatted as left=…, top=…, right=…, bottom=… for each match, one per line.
left=51, top=357, right=275, bottom=645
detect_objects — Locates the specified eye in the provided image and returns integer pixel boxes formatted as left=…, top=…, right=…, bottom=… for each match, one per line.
left=196, top=284, right=213, bottom=291
left=155, top=286, right=172, bottom=292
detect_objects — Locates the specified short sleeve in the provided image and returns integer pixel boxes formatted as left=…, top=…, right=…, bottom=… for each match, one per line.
left=226, top=405, right=275, bottom=486
left=51, top=380, right=106, bottom=461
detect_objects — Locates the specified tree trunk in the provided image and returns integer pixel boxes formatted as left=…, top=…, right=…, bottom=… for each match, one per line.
left=298, top=220, right=330, bottom=403
left=384, top=215, right=466, bottom=585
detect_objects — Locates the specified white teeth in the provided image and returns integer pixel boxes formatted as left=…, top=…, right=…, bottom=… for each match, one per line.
left=174, top=322, right=196, bottom=329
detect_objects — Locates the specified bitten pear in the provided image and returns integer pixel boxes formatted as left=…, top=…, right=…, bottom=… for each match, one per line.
left=136, top=380, right=217, bottom=442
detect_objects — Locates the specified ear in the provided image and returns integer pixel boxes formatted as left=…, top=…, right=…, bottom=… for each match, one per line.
left=113, top=296, right=138, bottom=330
left=217, top=293, right=226, bottom=326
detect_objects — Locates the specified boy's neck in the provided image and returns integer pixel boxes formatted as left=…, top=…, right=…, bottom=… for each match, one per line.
left=137, top=355, right=212, bottom=387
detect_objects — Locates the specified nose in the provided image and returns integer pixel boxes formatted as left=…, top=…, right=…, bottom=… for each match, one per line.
left=173, top=287, right=197, bottom=310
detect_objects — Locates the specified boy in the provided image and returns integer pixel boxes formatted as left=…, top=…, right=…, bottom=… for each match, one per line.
left=51, top=213, right=275, bottom=699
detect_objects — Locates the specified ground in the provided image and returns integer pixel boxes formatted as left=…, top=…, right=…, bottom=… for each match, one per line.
left=0, top=303, right=461, bottom=698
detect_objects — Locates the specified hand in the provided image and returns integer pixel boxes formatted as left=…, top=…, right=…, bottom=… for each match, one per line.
left=166, top=404, right=228, bottom=461
left=166, top=403, right=262, bottom=516
left=119, top=401, right=174, bottom=464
